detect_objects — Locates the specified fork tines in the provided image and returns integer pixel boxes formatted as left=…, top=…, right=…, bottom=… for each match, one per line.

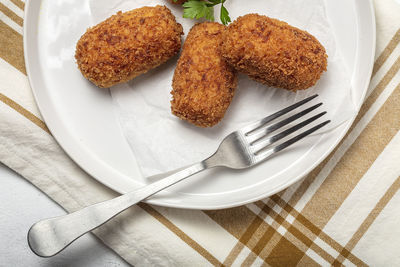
left=243, top=94, right=330, bottom=157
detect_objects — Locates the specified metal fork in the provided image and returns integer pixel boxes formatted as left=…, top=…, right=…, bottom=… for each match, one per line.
left=28, top=94, right=329, bottom=257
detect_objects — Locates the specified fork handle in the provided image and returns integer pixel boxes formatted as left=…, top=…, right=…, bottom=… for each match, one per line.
left=28, top=162, right=207, bottom=257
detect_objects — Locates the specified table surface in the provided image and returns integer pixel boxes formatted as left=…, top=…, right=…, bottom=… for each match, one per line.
left=0, top=163, right=130, bottom=267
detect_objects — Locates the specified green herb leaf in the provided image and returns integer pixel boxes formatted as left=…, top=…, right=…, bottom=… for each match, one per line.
left=182, top=0, right=231, bottom=25
left=183, top=0, right=214, bottom=21
left=220, top=5, right=231, bottom=25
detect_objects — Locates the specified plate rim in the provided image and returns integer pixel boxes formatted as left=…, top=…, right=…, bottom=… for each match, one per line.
left=23, top=0, right=376, bottom=210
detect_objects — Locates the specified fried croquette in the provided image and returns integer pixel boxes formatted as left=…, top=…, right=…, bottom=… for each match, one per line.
left=221, top=14, right=327, bottom=91
left=75, top=6, right=183, bottom=88
left=171, top=22, right=237, bottom=127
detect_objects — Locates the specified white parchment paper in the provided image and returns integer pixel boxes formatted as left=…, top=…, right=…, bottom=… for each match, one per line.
left=90, top=0, right=354, bottom=177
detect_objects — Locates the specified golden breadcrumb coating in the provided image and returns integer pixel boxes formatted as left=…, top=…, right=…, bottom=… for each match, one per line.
left=171, top=22, right=237, bottom=127
left=75, top=6, right=183, bottom=88
left=221, top=14, right=327, bottom=91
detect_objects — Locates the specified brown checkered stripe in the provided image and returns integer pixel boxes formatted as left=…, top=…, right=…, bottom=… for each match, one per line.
left=217, top=29, right=400, bottom=266
left=0, top=20, right=25, bottom=74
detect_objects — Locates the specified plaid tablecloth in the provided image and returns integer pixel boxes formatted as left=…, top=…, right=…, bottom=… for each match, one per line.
left=1, top=0, right=400, bottom=266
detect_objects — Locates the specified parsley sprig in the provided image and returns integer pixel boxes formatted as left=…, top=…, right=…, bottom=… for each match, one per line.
left=176, top=0, right=231, bottom=25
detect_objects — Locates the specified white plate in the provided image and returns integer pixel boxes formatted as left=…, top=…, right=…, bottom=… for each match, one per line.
left=24, top=0, right=375, bottom=209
